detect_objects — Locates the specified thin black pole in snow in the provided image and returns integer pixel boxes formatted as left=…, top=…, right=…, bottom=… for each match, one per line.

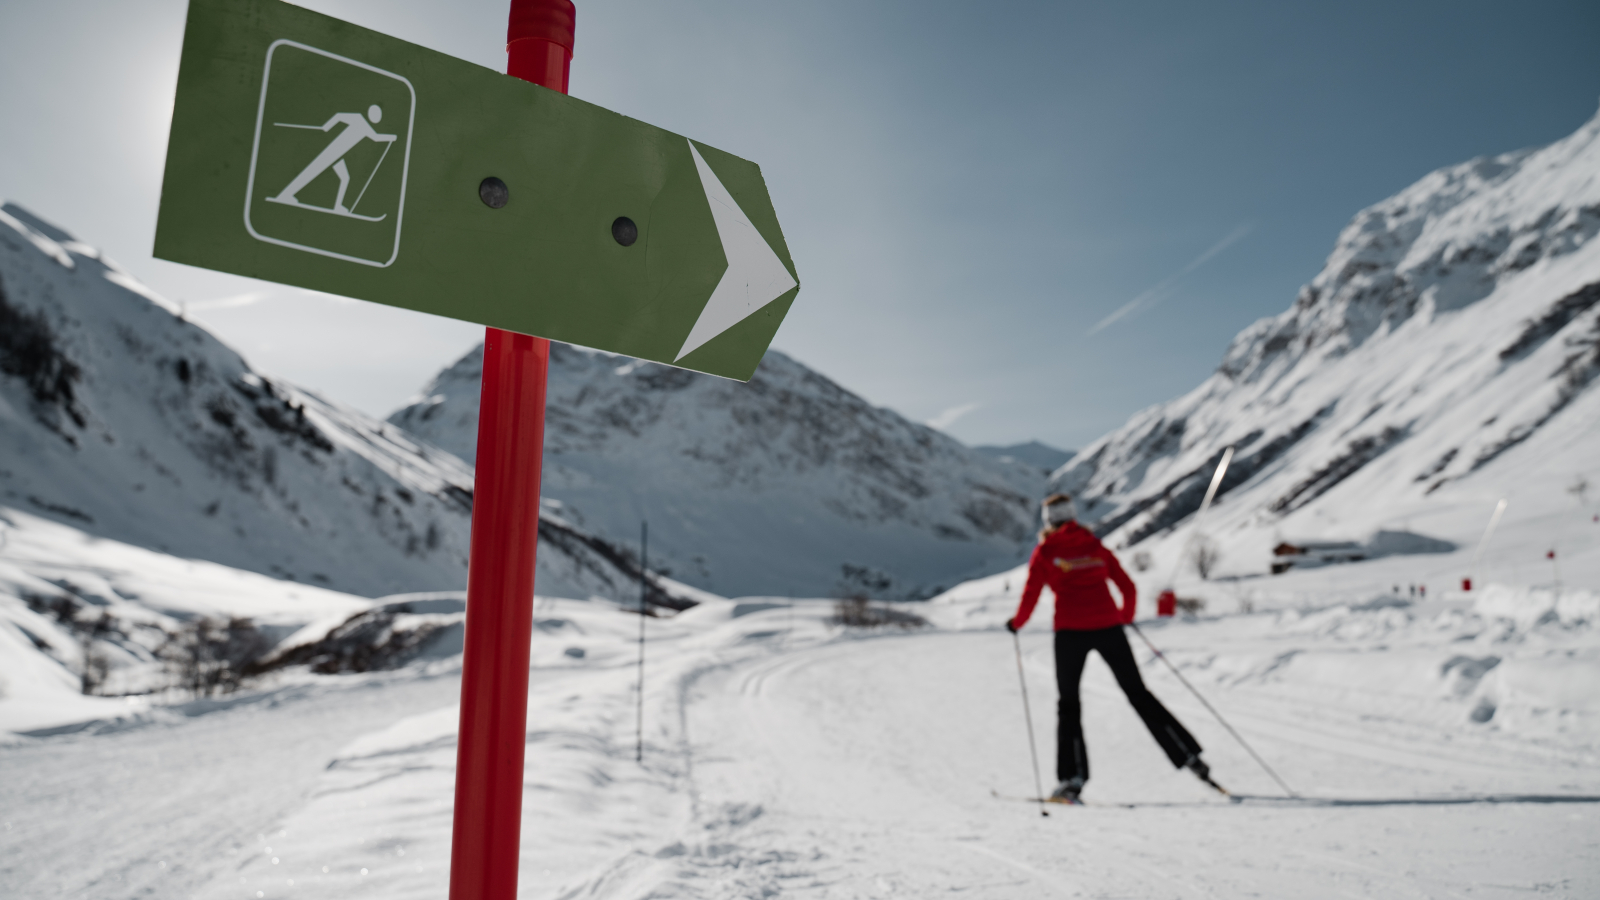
left=636, top=520, right=647, bottom=764
left=1011, top=631, right=1049, bottom=817
left=1129, top=622, right=1297, bottom=797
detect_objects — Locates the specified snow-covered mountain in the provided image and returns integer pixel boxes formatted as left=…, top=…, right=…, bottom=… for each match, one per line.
left=390, top=345, right=1044, bottom=599
left=974, top=440, right=1075, bottom=474
left=0, top=203, right=679, bottom=604
left=1053, top=104, right=1600, bottom=584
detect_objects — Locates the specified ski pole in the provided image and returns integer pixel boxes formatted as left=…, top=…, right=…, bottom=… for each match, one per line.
left=1011, top=631, right=1050, bottom=817
left=1129, top=622, right=1298, bottom=798
left=636, top=520, right=647, bottom=764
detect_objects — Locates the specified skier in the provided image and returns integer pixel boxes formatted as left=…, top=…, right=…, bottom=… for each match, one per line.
left=1007, top=494, right=1213, bottom=803
left=268, top=105, right=397, bottom=218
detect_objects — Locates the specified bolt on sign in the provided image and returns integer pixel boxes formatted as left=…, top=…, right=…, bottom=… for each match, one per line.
left=156, top=0, right=799, bottom=381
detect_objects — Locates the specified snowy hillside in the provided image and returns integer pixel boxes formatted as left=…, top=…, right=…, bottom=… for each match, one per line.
left=0, top=203, right=682, bottom=604
left=0, top=506, right=374, bottom=735
left=1053, top=104, right=1600, bottom=587
left=390, top=345, right=1044, bottom=599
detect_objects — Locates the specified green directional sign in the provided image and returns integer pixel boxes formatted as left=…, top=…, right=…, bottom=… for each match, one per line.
left=155, top=0, right=799, bottom=381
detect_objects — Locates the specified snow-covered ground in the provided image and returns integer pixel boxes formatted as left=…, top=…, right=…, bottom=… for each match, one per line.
left=0, top=664, right=463, bottom=898
left=4, top=572, right=1596, bottom=898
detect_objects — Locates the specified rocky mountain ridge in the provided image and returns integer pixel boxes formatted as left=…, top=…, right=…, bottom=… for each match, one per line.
left=1052, top=103, right=1600, bottom=579
left=390, top=344, right=1045, bottom=600
left=0, top=202, right=672, bottom=604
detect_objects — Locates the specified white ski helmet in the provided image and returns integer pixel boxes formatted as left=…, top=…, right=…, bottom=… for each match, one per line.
left=1041, top=494, right=1077, bottom=527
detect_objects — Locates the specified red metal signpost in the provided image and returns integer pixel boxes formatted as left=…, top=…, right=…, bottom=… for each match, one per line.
left=448, top=2, right=574, bottom=898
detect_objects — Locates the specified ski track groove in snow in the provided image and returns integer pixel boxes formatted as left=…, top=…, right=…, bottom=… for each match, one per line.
left=671, top=624, right=1596, bottom=898
left=4, top=593, right=1599, bottom=899
left=0, top=670, right=463, bottom=899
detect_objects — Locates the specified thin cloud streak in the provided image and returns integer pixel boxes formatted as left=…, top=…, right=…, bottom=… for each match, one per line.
left=926, top=402, right=981, bottom=431
left=185, top=290, right=273, bottom=312
left=186, top=287, right=363, bottom=313
left=1087, top=222, right=1254, bottom=335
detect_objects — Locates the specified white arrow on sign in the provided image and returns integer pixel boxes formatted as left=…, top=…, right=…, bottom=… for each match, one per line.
left=676, top=141, right=799, bottom=362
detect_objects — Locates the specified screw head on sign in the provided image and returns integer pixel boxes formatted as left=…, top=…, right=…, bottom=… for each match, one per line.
left=612, top=216, right=638, bottom=247
left=479, top=177, right=509, bottom=209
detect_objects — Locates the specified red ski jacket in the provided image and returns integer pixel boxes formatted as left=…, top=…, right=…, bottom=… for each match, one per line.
left=1010, top=522, right=1137, bottom=631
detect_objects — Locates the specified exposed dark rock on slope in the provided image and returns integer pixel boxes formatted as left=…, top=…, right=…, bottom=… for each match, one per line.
left=1050, top=104, right=1600, bottom=575
left=391, top=345, right=1044, bottom=600
left=0, top=203, right=677, bottom=602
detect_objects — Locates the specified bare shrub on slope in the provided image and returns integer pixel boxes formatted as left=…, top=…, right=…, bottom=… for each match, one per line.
left=159, top=617, right=273, bottom=698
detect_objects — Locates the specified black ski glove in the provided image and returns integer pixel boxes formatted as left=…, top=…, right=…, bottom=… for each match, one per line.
left=1005, top=618, right=1018, bottom=634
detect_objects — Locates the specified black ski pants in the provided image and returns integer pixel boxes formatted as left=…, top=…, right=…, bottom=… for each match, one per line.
left=1054, top=626, right=1201, bottom=784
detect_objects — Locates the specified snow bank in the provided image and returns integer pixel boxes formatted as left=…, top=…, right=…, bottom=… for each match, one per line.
left=1473, top=582, right=1600, bottom=629
left=0, top=507, right=373, bottom=735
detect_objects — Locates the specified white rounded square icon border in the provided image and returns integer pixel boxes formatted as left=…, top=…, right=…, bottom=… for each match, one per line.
left=242, top=40, right=416, bottom=268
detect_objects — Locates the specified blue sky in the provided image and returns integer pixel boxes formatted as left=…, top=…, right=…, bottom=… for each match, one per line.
left=2, top=0, right=1597, bottom=450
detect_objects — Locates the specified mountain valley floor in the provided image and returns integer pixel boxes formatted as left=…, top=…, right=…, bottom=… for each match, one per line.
left=3, top=573, right=1598, bottom=899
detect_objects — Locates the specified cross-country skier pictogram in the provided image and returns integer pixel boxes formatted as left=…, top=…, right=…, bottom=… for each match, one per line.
left=266, top=104, right=397, bottom=221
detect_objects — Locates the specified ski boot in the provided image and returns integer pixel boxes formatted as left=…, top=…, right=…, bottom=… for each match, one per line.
left=1048, top=777, right=1084, bottom=805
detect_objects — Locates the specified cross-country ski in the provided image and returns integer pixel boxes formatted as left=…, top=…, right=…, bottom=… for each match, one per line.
left=992, top=788, right=1089, bottom=807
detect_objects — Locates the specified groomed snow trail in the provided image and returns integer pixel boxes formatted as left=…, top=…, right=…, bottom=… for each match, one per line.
left=0, top=670, right=463, bottom=899
left=641, top=629, right=1599, bottom=899
left=4, top=595, right=1596, bottom=899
